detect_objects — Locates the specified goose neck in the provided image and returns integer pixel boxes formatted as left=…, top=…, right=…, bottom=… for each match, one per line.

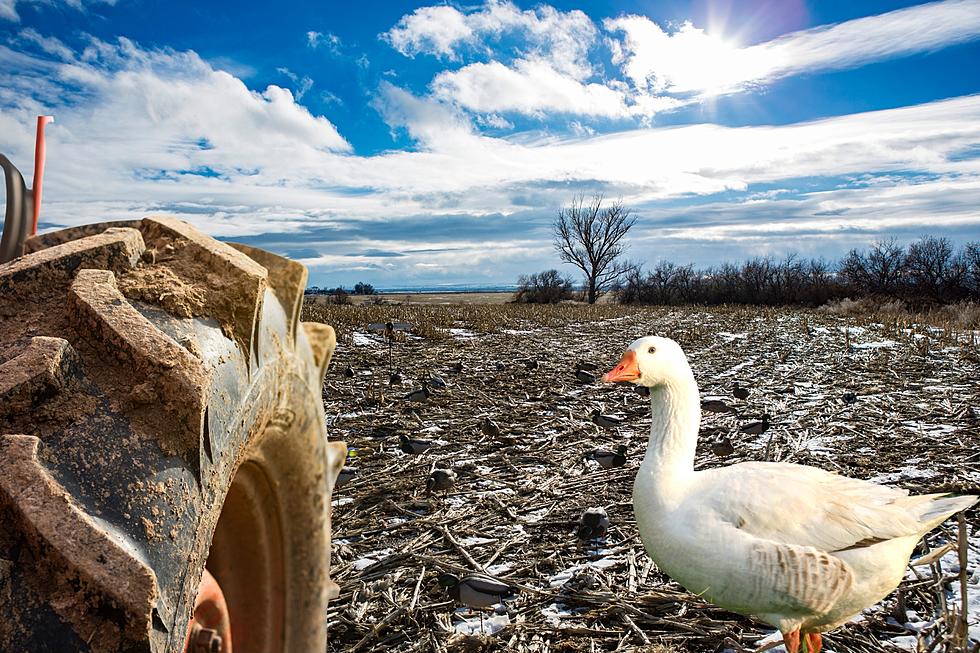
left=643, top=374, right=700, bottom=481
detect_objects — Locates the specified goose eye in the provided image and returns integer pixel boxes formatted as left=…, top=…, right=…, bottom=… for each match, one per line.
left=647, top=346, right=656, bottom=354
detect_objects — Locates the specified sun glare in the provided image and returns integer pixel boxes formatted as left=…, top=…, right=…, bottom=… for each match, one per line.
left=665, top=24, right=746, bottom=96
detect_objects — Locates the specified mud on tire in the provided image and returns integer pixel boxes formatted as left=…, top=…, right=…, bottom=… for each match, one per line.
left=0, top=217, right=345, bottom=652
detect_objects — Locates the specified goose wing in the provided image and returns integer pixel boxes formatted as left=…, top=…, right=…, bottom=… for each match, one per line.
left=699, top=461, right=929, bottom=553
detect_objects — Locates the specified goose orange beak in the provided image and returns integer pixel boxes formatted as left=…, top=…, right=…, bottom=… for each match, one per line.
left=602, top=350, right=640, bottom=383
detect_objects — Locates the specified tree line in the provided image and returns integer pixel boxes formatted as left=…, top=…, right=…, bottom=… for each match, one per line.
left=613, top=237, right=979, bottom=307
left=515, top=193, right=979, bottom=306
left=305, top=282, right=378, bottom=301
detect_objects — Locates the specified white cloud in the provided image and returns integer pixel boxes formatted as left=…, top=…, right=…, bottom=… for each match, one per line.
left=431, top=59, right=631, bottom=118
left=475, top=113, right=513, bottom=130
left=383, top=0, right=596, bottom=78
left=307, top=30, right=342, bottom=54
left=383, top=5, right=474, bottom=60
left=0, top=0, right=19, bottom=21
left=0, top=0, right=116, bottom=22
left=277, top=67, right=314, bottom=100
left=607, top=0, right=980, bottom=97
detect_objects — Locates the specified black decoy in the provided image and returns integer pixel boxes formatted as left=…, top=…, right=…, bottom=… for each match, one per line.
left=575, top=369, right=596, bottom=384
left=438, top=572, right=517, bottom=608
left=389, top=369, right=403, bottom=385
left=740, top=415, right=770, bottom=436
left=701, top=398, right=735, bottom=414
left=438, top=573, right=518, bottom=632
left=576, top=507, right=609, bottom=541
left=399, top=434, right=434, bottom=455
left=480, top=417, right=500, bottom=438
left=732, top=381, right=750, bottom=400
left=426, top=468, right=456, bottom=496
left=343, top=364, right=355, bottom=379
left=575, top=361, right=599, bottom=372
left=587, top=444, right=627, bottom=469
left=590, top=410, right=623, bottom=429
left=525, top=359, right=539, bottom=370
left=710, top=435, right=735, bottom=457
left=634, top=385, right=650, bottom=397
left=336, top=467, right=358, bottom=489
left=842, top=391, right=857, bottom=404
left=405, top=383, right=430, bottom=402
left=429, top=374, right=448, bottom=390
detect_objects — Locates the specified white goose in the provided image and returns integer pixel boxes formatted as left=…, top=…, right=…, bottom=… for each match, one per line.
left=603, top=336, right=976, bottom=653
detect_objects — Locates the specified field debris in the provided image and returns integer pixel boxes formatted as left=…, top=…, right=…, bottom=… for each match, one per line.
left=304, top=301, right=980, bottom=652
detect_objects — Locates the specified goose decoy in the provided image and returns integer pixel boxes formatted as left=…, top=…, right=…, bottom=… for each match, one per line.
left=429, top=373, right=448, bottom=390
left=399, top=434, right=434, bottom=455
left=343, top=364, right=355, bottom=379
left=732, top=381, right=750, bottom=400
left=701, top=398, right=735, bottom=414
left=587, top=444, right=627, bottom=469
left=480, top=417, right=500, bottom=438
left=842, top=391, right=857, bottom=404
left=495, top=361, right=506, bottom=371
left=438, top=573, right=518, bottom=632
left=575, top=361, right=599, bottom=372
left=404, top=383, right=430, bottom=402
left=576, top=506, right=609, bottom=541
left=602, top=335, right=977, bottom=653
left=740, top=415, right=770, bottom=436
left=336, top=467, right=358, bottom=489
left=389, top=368, right=403, bottom=385
left=438, top=572, right=517, bottom=608
left=426, top=468, right=456, bottom=496
left=710, top=435, right=735, bottom=458
left=590, top=409, right=623, bottom=429
left=575, top=369, right=597, bottom=384
left=525, top=358, right=539, bottom=370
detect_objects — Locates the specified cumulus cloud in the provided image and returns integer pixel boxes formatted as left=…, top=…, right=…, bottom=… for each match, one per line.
left=431, top=59, right=630, bottom=118
left=383, top=5, right=473, bottom=60
left=607, top=0, right=980, bottom=97
left=383, top=0, right=596, bottom=78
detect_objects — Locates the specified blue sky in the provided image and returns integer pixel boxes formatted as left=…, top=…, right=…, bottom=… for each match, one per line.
left=1, top=0, right=979, bottom=288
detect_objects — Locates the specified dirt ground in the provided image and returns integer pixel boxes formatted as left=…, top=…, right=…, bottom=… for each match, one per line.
left=304, top=301, right=980, bottom=653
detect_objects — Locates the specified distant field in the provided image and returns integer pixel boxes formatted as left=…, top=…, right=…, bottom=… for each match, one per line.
left=306, top=291, right=619, bottom=305
left=372, top=291, right=515, bottom=305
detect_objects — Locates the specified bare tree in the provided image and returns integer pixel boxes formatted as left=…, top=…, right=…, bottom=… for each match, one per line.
left=513, top=269, right=574, bottom=304
left=553, top=195, right=637, bottom=304
left=963, top=242, right=980, bottom=295
left=839, top=238, right=906, bottom=297
left=905, top=236, right=963, bottom=302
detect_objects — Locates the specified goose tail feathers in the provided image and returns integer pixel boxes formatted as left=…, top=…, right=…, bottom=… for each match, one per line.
left=913, top=493, right=977, bottom=532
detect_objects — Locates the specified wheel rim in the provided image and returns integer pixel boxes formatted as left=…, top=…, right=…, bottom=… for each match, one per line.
left=205, top=461, right=285, bottom=653
left=185, top=569, right=233, bottom=653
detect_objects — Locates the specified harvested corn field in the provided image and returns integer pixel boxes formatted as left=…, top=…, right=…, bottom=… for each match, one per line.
left=303, top=301, right=980, bottom=653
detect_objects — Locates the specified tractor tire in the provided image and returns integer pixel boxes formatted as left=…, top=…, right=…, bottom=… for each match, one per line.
left=0, top=216, right=345, bottom=653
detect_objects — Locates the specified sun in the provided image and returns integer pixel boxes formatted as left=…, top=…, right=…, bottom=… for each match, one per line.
left=664, top=23, right=747, bottom=96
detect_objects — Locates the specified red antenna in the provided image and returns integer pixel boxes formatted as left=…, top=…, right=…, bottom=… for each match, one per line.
left=31, top=115, right=54, bottom=236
